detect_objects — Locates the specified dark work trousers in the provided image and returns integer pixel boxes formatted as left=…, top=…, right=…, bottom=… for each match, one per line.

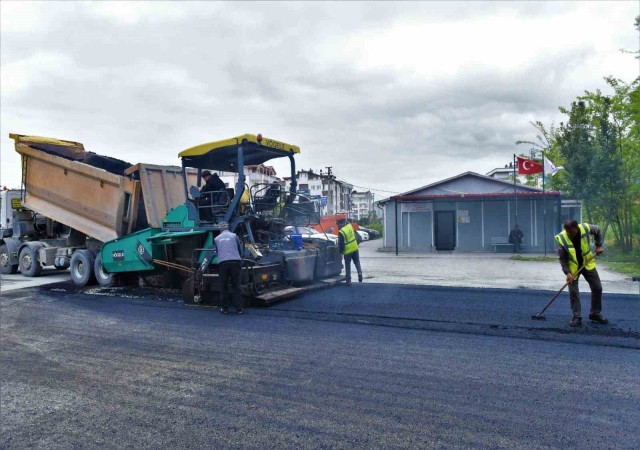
left=568, top=268, right=602, bottom=318
left=218, top=260, right=242, bottom=310
left=344, top=250, right=362, bottom=282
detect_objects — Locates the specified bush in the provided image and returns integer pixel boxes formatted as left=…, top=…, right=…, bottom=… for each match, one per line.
left=367, top=223, right=383, bottom=235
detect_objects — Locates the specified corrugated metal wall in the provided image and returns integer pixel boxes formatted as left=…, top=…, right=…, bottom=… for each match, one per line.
left=383, top=197, right=566, bottom=253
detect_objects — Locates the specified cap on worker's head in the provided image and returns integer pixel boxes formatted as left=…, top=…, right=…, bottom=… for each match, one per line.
left=337, top=218, right=347, bottom=226
left=202, top=170, right=212, bottom=177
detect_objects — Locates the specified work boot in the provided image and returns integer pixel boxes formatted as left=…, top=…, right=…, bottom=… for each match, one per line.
left=346, top=280, right=352, bottom=287
left=588, top=313, right=609, bottom=324
left=569, top=317, right=582, bottom=327
left=358, top=273, right=363, bottom=283
left=220, top=307, right=229, bottom=315
left=236, top=308, right=244, bottom=315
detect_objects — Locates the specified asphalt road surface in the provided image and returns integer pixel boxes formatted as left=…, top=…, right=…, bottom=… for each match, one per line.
left=2, top=282, right=639, bottom=449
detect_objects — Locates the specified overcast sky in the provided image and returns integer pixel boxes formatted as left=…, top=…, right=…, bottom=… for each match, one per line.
left=1, top=1, right=638, bottom=197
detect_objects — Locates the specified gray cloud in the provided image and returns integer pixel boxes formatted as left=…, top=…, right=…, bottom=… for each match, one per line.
left=1, top=1, right=637, bottom=196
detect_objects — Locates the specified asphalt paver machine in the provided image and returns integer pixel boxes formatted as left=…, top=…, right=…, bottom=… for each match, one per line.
left=101, top=134, right=343, bottom=305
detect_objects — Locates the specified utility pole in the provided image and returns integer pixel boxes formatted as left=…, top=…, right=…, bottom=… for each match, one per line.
left=542, top=150, right=547, bottom=256
left=324, top=167, right=335, bottom=214
left=325, top=166, right=333, bottom=178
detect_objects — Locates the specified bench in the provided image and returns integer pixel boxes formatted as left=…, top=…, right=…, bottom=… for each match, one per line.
left=490, top=237, right=514, bottom=253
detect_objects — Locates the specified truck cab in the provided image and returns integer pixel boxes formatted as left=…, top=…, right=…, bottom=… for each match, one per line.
left=1, top=189, right=22, bottom=237
left=0, top=188, right=73, bottom=275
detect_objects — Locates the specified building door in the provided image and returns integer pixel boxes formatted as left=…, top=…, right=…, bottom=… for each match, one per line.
left=435, top=210, right=456, bottom=250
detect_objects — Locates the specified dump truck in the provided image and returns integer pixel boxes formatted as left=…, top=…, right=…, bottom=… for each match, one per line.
left=9, top=133, right=343, bottom=305
left=6, top=134, right=195, bottom=285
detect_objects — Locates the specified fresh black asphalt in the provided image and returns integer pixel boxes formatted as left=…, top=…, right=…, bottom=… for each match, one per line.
left=2, top=282, right=639, bottom=448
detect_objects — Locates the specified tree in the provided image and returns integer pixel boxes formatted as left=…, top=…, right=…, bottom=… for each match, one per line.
left=514, top=18, right=640, bottom=251
left=556, top=100, right=599, bottom=222
left=516, top=77, right=640, bottom=252
left=560, top=78, right=639, bottom=251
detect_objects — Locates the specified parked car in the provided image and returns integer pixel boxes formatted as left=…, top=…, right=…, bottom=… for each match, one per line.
left=357, top=226, right=380, bottom=239
left=356, top=230, right=369, bottom=241
left=285, top=226, right=338, bottom=243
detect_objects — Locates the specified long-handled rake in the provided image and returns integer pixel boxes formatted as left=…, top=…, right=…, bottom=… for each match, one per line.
left=531, top=254, right=596, bottom=321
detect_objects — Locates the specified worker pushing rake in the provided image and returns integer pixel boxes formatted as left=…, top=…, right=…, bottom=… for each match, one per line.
left=532, top=219, right=609, bottom=326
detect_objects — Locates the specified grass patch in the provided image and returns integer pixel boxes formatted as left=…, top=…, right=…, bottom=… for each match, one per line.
left=600, top=262, right=640, bottom=277
left=597, top=245, right=640, bottom=277
left=510, top=255, right=557, bottom=262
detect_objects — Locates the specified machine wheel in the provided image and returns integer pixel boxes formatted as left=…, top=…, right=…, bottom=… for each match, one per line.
left=18, top=246, right=42, bottom=277
left=70, top=250, right=96, bottom=287
left=182, top=277, right=195, bottom=304
left=0, top=244, right=18, bottom=275
left=94, top=253, right=116, bottom=287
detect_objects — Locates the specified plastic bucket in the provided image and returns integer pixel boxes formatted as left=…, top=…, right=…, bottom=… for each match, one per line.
left=290, top=233, right=303, bottom=250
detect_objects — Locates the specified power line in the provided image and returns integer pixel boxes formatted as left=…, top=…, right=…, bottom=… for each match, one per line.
left=334, top=178, right=402, bottom=195
left=303, top=167, right=403, bottom=195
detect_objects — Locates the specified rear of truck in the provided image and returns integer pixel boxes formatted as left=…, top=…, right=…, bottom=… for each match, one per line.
left=6, top=134, right=183, bottom=285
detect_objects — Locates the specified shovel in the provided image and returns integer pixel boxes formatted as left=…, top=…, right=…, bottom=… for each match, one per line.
left=531, top=254, right=596, bottom=321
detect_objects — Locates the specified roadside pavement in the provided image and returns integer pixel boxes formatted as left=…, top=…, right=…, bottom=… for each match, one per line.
left=0, top=269, right=70, bottom=293
left=362, top=241, right=639, bottom=294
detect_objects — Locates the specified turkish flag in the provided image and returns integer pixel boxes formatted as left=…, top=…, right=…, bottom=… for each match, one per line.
left=517, top=157, right=543, bottom=175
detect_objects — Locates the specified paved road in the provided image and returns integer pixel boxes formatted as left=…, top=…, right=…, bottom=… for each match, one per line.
left=2, top=282, right=639, bottom=448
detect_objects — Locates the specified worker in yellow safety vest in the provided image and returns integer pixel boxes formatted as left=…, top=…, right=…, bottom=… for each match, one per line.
left=337, top=218, right=363, bottom=287
left=555, top=219, right=607, bottom=327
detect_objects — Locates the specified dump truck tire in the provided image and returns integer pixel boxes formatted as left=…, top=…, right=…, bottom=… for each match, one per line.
left=70, top=250, right=96, bottom=286
left=19, top=246, right=42, bottom=277
left=0, top=244, right=18, bottom=275
left=94, top=253, right=115, bottom=287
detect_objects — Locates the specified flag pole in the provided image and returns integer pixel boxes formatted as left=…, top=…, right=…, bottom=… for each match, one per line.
left=542, top=151, right=547, bottom=256
left=513, top=154, right=518, bottom=229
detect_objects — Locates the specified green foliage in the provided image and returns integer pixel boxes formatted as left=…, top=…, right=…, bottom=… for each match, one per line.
left=517, top=76, right=640, bottom=253
left=601, top=261, right=640, bottom=276
left=517, top=19, right=640, bottom=253
left=366, top=222, right=384, bottom=237
left=510, top=255, right=557, bottom=262
left=599, top=245, right=640, bottom=276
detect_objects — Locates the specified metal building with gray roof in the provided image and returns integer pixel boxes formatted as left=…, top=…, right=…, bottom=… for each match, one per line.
left=377, top=172, right=581, bottom=253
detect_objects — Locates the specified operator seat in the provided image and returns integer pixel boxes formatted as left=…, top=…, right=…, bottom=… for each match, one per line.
left=254, top=184, right=281, bottom=213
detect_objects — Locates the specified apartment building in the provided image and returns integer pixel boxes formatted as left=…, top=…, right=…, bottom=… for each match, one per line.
left=284, top=169, right=354, bottom=216
left=350, top=190, right=375, bottom=222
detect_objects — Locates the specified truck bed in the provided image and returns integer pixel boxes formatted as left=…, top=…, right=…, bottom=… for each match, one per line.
left=11, top=134, right=193, bottom=243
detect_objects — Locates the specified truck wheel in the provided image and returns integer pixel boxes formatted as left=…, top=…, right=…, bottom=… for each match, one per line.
left=19, top=246, right=42, bottom=277
left=94, top=253, right=115, bottom=287
left=182, top=277, right=195, bottom=304
left=70, top=250, right=96, bottom=286
left=0, top=244, right=18, bottom=275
